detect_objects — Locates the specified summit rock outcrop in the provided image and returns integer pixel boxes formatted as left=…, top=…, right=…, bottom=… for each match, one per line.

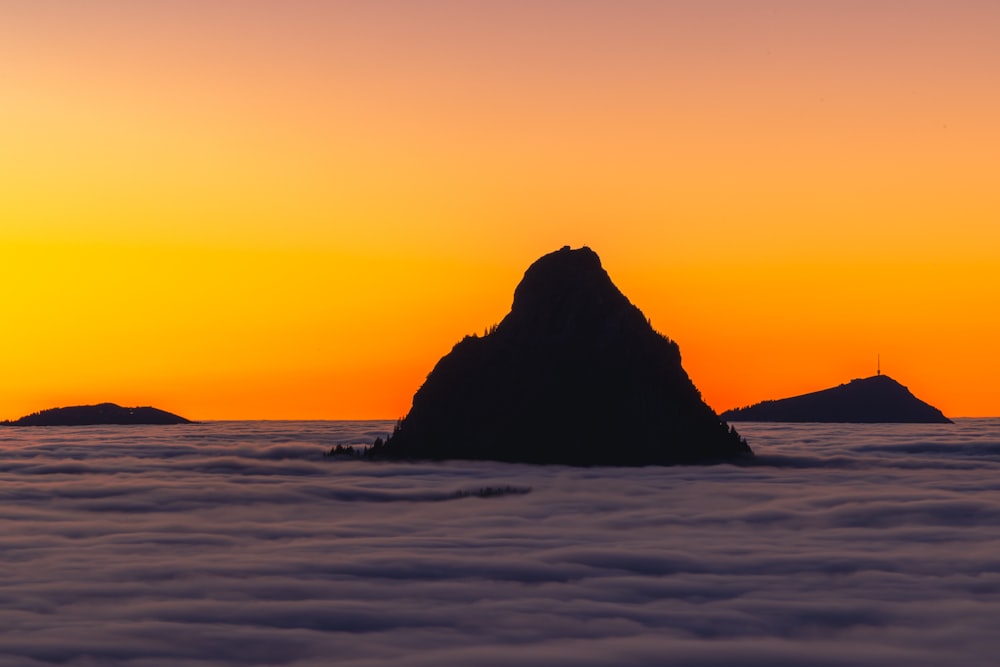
left=375, top=246, right=751, bottom=464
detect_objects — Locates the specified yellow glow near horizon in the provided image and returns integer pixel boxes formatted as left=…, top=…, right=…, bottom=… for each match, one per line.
left=2, top=2, right=998, bottom=419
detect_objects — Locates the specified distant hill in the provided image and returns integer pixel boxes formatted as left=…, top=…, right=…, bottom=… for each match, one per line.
left=2, top=403, right=192, bottom=426
left=720, top=375, right=951, bottom=423
left=374, top=246, right=751, bottom=465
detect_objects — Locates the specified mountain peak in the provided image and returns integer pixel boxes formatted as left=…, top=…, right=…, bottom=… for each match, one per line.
left=512, top=246, right=603, bottom=298
left=495, top=246, right=648, bottom=347
left=2, top=403, right=192, bottom=426
left=721, top=374, right=951, bottom=423
left=375, top=246, right=751, bottom=465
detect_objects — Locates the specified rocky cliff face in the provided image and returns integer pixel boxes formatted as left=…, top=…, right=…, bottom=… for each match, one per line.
left=721, top=374, right=952, bottom=423
left=377, top=246, right=751, bottom=464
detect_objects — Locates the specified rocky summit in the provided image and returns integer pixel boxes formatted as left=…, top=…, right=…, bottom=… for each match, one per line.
left=375, top=246, right=751, bottom=465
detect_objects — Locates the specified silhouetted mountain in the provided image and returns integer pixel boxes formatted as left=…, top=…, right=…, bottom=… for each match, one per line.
left=2, top=403, right=192, bottom=426
left=375, top=246, right=751, bottom=465
left=720, top=375, right=952, bottom=423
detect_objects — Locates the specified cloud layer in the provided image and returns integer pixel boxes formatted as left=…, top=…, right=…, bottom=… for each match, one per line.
left=1, top=419, right=999, bottom=666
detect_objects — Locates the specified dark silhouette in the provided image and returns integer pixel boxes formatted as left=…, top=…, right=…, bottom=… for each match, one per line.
left=720, top=375, right=952, bottom=423
left=324, top=444, right=360, bottom=458
left=374, top=246, right=751, bottom=465
left=1, top=403, right=192, bottom=426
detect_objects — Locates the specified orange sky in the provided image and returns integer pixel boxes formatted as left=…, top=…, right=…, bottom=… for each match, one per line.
left=2, top=1, right=998, bottom=419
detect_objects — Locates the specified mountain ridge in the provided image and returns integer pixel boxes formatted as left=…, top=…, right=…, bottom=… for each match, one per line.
left=721, top=375, right=951, bottom=423
left=2, top=403, right=192, bottom=426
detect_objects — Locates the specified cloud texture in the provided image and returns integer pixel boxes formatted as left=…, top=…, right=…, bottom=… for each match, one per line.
left=2, top=419, right=1000, bottom=665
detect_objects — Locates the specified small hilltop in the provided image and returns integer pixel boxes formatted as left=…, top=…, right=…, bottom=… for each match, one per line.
left=721, top=375, right=952, bottom=423
left=2, top=403, right=192, bottom=426
left=373, top=246, right=751, bottom=465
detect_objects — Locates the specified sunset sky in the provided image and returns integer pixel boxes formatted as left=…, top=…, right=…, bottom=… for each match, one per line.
left=3, top=1, right=998, bottom=420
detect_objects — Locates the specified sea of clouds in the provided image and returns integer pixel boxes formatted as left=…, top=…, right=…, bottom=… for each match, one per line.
left=2, top=419, right=999, bottom=666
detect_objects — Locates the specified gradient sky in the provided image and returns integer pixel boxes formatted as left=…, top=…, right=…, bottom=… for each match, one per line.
left=3, top=1, right=998, bottom=419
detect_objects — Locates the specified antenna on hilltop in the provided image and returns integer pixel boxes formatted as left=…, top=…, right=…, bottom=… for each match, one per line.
left=877, top=353, right=880, bottom=376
